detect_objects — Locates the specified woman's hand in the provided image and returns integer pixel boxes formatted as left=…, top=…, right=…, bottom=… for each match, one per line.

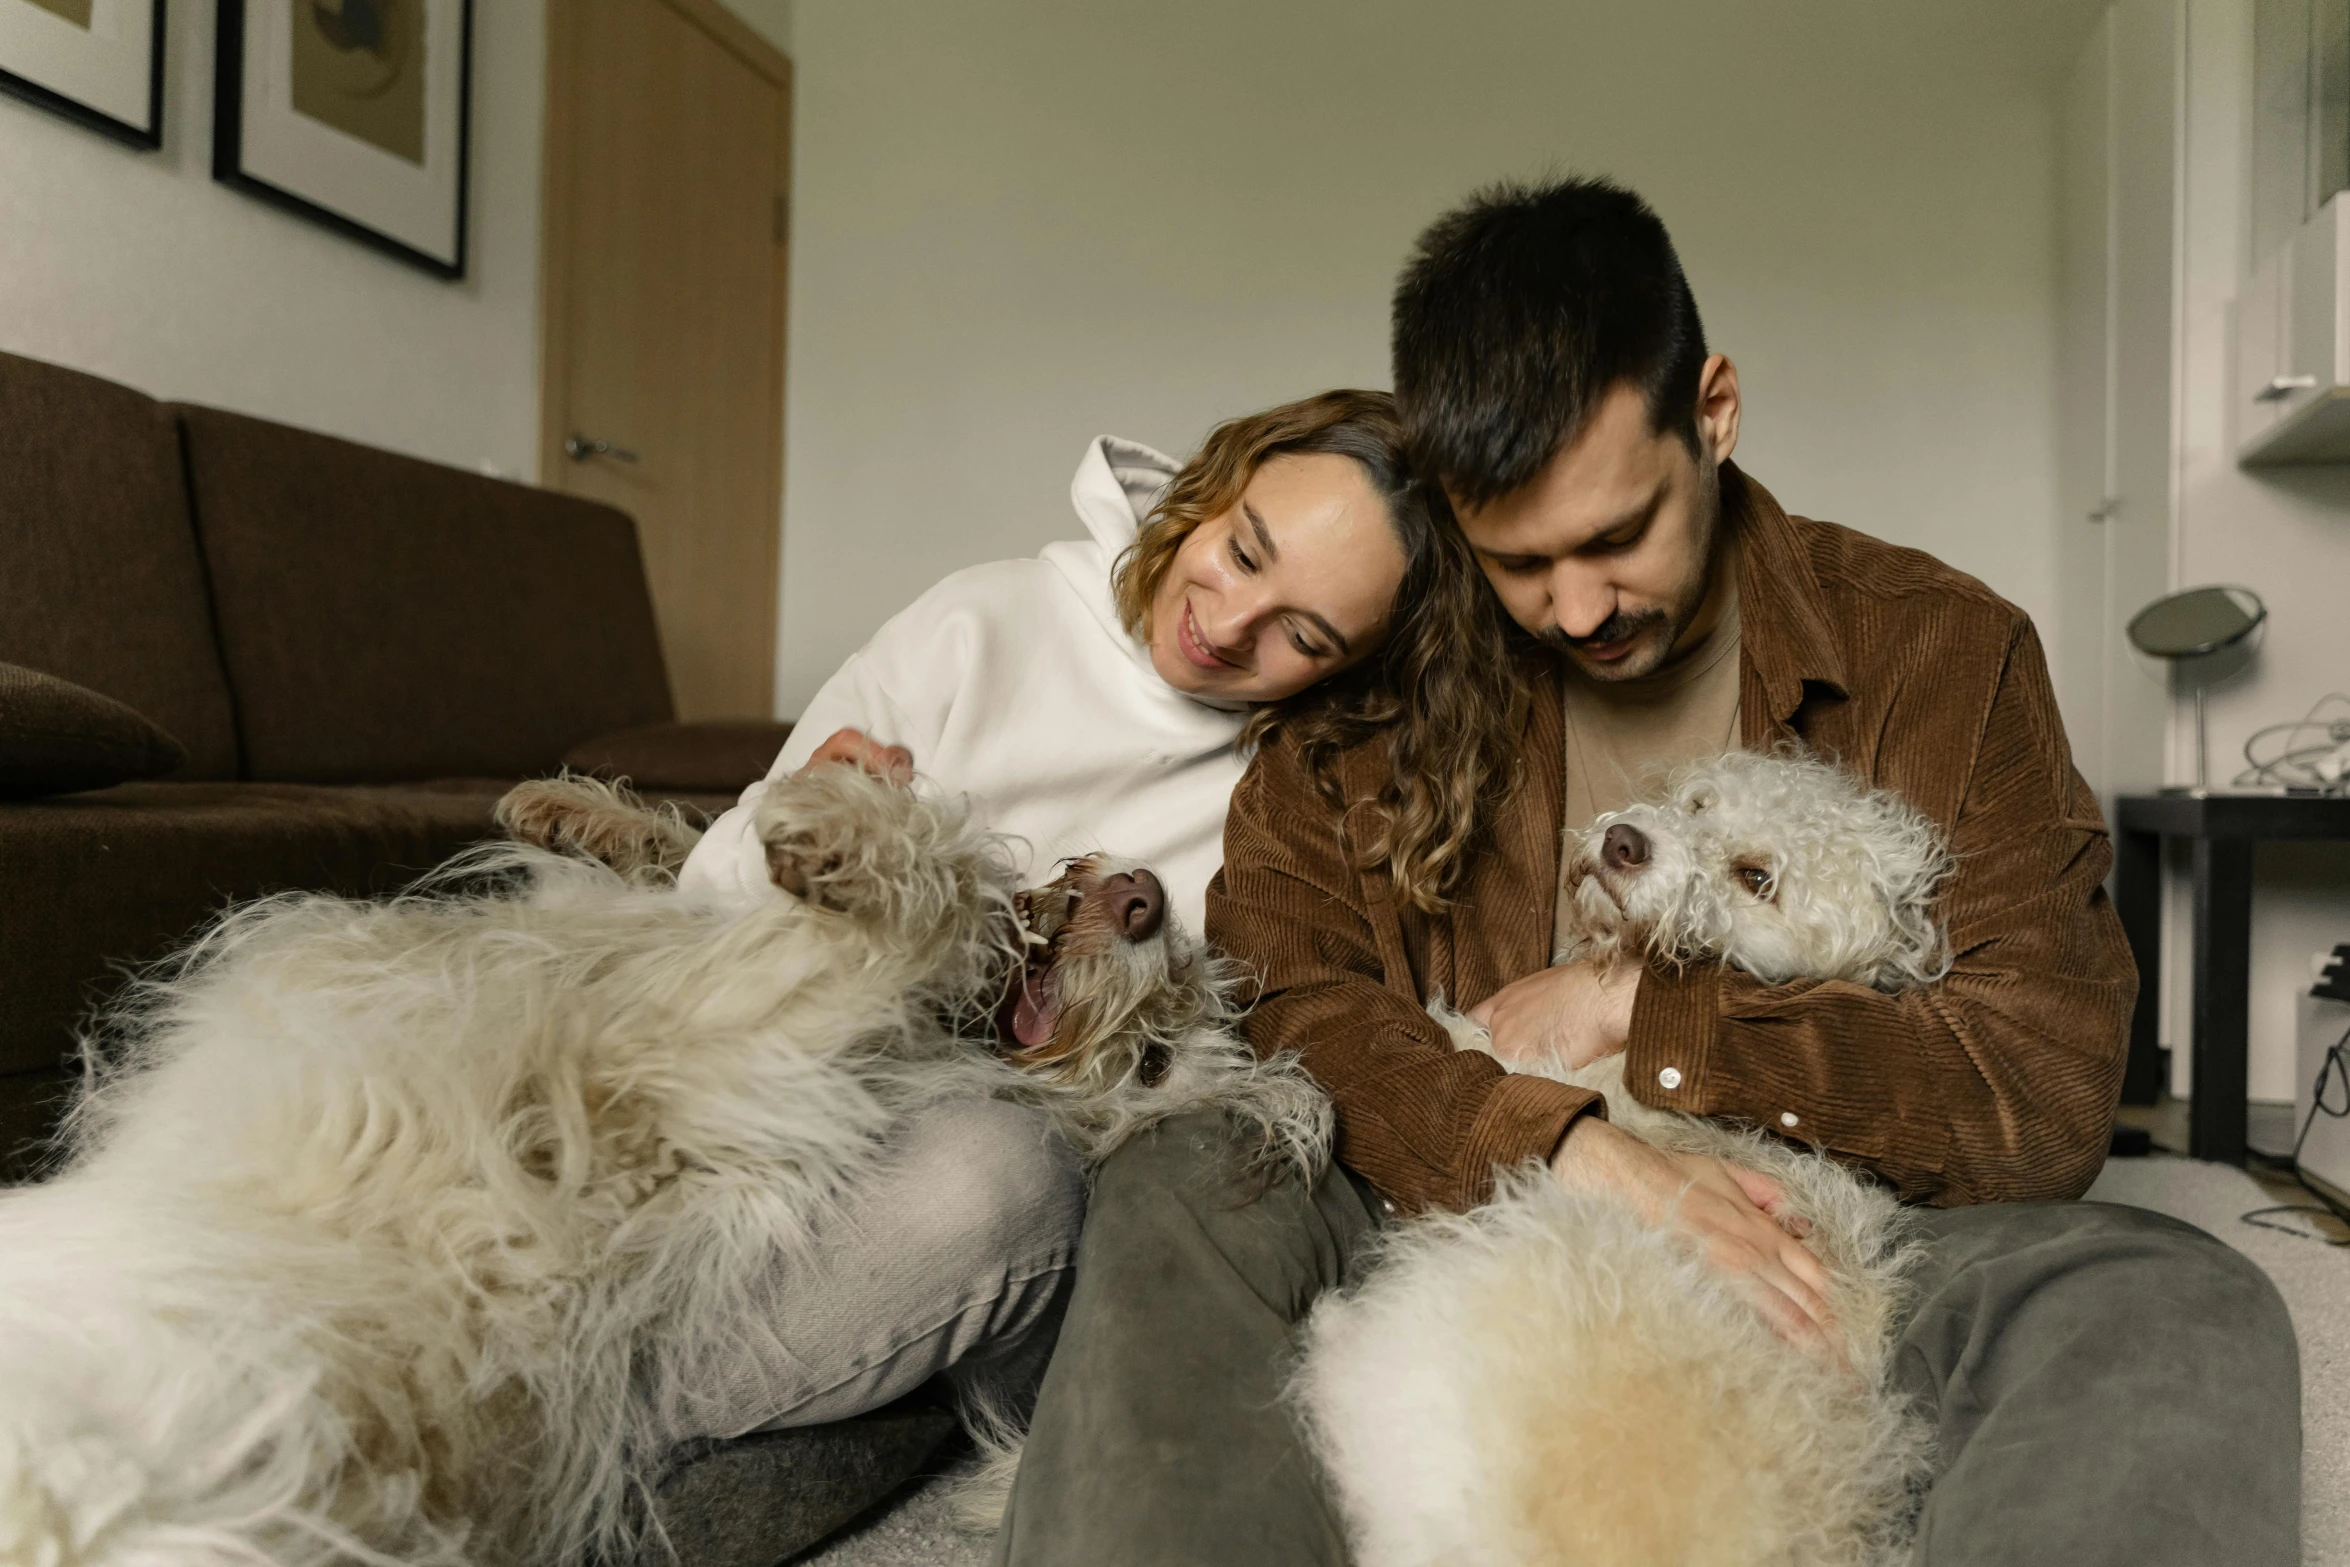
left=1467, top=958, right=1637, bottom=1072
left=796, top=727, right=913, bottom=785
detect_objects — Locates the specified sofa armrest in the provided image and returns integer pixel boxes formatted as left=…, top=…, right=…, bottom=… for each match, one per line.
left=560, top=721, right=795, bottom=796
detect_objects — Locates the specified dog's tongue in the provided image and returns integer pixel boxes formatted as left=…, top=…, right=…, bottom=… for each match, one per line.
left=1011, top=972, right=1060, bottom=1049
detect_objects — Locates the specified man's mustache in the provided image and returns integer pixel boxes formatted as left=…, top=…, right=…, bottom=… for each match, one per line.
left=1536, top=607, right=1667, bottom=652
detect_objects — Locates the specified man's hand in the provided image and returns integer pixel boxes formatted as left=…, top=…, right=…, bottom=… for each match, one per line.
left=1553, top=1116, right=1839, bottom=1357
left=1468, top=958, right=1638, bottom=1072
left=796, top=727, right=913, bottom=785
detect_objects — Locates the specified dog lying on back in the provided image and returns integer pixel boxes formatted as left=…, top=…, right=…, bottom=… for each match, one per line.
left=0, top=768, right=1325, bottom=1567
left=1292, top=751, right=1951, bottom=1567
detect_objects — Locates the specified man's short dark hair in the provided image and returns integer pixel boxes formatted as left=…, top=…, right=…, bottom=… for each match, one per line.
left=1392, top=177, right=1709, bottom=509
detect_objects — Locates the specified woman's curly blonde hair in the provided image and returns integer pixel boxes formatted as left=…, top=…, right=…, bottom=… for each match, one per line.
left=1112, top=390, right=1524, bottom=911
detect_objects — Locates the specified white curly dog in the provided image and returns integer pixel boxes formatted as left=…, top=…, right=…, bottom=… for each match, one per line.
left=0, top=767, right=1324, bottom=1567
left=1291, top=750, right=1955, bottom=1567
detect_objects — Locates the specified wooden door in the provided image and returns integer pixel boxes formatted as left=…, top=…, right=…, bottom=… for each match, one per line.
left=540, top=0, right=790, bottom=720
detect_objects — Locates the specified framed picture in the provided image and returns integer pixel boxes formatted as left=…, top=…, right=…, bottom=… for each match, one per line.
left=0, top=0, right=166, bottom=149
left=214, top=0, right=472, bottom=278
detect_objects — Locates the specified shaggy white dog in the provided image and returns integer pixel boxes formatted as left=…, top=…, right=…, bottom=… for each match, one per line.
left=0, top=769, right=1324, bottom=1567
left=1291, top=751, right=1953, bottom=1567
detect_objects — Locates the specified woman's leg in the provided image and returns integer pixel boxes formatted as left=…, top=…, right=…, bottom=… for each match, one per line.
left=671, top=1094, right=1087, bottom=1438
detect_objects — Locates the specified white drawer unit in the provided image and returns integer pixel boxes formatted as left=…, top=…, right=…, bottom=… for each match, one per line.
left=2239, top=192, right=2350, bottom=464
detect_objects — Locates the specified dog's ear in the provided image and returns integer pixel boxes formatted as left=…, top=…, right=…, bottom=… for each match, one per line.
left=1862, top=796, right=1956, bottom=989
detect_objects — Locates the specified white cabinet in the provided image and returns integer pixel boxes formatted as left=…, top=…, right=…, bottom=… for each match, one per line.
left=2238, top=193, right=2350, bottom=461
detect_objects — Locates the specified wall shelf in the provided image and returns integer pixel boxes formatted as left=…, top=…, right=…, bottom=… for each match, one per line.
left=2241, top=382, right=2350, bottom=464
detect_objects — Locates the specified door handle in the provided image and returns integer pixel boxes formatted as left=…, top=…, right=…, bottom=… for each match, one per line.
left=2255, top=374, right=2320, bottom=402
left=564, top=434, right=641, bottom=464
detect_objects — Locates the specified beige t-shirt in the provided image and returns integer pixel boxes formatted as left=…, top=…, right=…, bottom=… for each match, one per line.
left=1554, top=588, right=1742, bottom=958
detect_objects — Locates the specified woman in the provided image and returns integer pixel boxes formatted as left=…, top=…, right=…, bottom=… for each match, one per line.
left=667, top=390, right=1517, bottom=1453
left=689, top=393, right=1441, bottom=935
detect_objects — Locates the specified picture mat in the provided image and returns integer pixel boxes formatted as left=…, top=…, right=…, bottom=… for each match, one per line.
left=0, top=0, right=154, bottom=128
left=235, top=0, right=462, bottom=264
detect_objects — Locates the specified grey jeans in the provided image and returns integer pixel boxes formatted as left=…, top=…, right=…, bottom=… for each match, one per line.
left=670, top=1094, right=1086, bottom=1439
left=996, top=1112, right=2302, bottom=1567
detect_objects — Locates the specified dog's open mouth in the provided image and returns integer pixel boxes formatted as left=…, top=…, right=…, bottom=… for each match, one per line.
left=998, top=887, right=1073, bottom=1051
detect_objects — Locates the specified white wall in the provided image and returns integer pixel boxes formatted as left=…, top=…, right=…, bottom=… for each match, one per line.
left=0, top=0, right=547, bottom=478
left=2166, top=0, right=2350, bottom=1104
left=775, top=0, right=2089, bottom=714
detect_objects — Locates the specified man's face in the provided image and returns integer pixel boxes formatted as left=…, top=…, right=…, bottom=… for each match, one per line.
left=1448, top=357, right=1741, bottom=681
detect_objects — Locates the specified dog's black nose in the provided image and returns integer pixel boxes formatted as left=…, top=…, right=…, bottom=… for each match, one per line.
left=1602, top=823, right=1650, bottom=872
left=1105, top=869, right=1165, bottom=940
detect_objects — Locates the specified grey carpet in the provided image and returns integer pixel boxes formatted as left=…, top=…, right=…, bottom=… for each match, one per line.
left=791, top=1156, right=2345, bottom=1566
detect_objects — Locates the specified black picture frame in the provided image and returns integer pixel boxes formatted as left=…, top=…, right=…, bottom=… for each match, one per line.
left=0, top=0, right=167, bottom=150
left=212, top=0, right=473, bottom=280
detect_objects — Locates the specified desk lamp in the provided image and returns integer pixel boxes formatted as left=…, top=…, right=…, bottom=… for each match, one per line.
left=2126, top=585, right=2266, bottom=796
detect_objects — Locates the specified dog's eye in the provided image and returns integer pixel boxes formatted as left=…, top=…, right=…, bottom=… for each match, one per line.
left=1138, top=1043, right=1171, bottom=1087
left=1733, top=864, right=1775, bottom=900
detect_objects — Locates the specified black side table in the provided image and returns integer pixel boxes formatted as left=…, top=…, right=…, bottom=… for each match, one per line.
left=2114, top=793, right=2350, bottom=1164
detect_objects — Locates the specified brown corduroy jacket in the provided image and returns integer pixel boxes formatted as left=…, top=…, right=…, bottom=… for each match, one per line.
left=1205, top=466, right=2135, bottom=1217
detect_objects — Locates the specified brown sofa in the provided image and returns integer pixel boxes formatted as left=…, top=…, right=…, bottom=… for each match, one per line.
left=0, top=346, right=797, bottom=1173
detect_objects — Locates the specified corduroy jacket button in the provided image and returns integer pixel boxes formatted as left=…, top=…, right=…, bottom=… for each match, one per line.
left=1780, top=1110, right=1800, bottom=1128
left=1657, top=1066, right=1683, bottom=1090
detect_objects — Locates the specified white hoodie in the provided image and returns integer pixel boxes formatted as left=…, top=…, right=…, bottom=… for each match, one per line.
left=677, top=437, right=1252, bottom=938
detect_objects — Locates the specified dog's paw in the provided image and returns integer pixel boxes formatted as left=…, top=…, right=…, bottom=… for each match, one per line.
left=752, top=769, right=914, bottom=920
left=494, top=775, right=701, bottom=879
left=762, top=830, right=862, bottom=913
left=495, top=778, right=581, bottom=853
left=750, top=766, right=1016, bottom=951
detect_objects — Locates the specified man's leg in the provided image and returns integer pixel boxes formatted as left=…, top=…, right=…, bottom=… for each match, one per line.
left=996, top=1112, right=1382, bottom=1567
left=1897, top=1200, right=2300, bottom=1566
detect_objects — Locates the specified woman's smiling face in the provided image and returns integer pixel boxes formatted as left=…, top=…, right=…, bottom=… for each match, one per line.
left=1146, top=452, right=1408, bottom=703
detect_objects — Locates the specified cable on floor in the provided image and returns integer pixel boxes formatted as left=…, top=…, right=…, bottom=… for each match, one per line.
left=2241, top=1019, right=2350, bottom=1246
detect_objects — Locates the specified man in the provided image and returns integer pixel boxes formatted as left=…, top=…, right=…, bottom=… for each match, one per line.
left=995, top=178, right=2299, bottom=1566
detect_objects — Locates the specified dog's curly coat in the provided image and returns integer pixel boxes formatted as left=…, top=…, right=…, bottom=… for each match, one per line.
left=0, top=769, right=1325, bottom=1567
left=1291, top=751, right=1953, bottom=1567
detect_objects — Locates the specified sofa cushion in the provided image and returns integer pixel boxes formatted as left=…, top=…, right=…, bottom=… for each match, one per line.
left=562, top=720, right=795, bottom=795
left=0, top=352, right=241, bottom=780
left=176, top=406, right=676, bottom=783
left=0, top=663, right=188, bottom=800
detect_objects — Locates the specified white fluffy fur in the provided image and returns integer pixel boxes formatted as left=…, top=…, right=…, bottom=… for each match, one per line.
left=0, top=768, right=1323, bottom=1567
left=1294, top=751, right=1950, bottom=1567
